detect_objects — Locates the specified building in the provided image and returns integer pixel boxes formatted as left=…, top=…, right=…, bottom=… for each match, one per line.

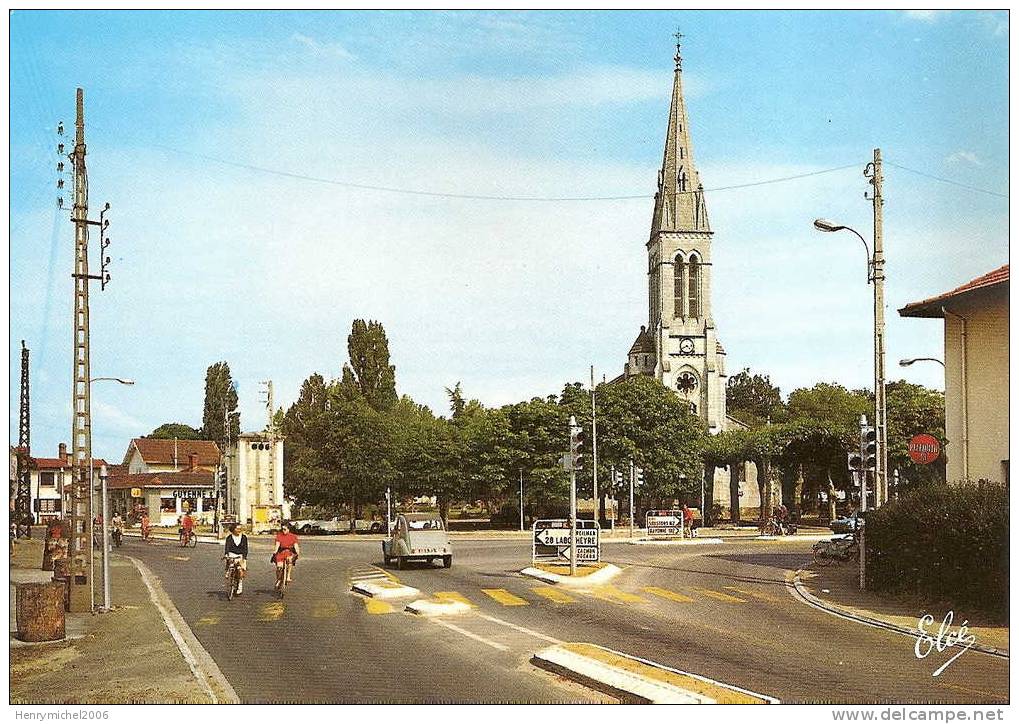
left=225, top=431, right=288, bottom=528
left=123, top=437, right=220, bottom=474
left=899, top=264, right=1008, bottom=485
left=8, top=443, right=109, bottom=524
left=618, top=41, right=759, bottom=513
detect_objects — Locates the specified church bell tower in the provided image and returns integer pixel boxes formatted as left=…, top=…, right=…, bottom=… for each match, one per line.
left=624, top=35, right=727, bottom=432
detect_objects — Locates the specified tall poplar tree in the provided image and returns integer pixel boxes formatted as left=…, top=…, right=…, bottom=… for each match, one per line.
left=341, top=319, right=398, bottom=412
left=201, top=361, right=240, bottom=445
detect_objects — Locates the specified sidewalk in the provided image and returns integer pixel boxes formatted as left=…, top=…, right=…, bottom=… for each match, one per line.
left=796, top=562, right=1009, bottom=655
left=9, top=538, right=215, bottom=703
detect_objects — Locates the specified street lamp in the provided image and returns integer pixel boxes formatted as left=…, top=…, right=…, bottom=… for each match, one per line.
left=88, top=375, right=134, bottom=612
left=899, top=357, right=945, bottom=368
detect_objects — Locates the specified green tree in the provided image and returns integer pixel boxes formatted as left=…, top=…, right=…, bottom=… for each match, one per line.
left=726, top=368, right=786, bottom=427
left=147, top=422, right=202, bottom=440
left=341, top=319, right=398, bottom=412
left=201, top=362, right=240, bottom=445
left=885, top=380, right=946, bottom=490
left=281, top=373, right=332, bottom=507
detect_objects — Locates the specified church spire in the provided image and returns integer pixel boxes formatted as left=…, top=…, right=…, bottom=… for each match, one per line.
left=652, top=31, right=710, bottom=235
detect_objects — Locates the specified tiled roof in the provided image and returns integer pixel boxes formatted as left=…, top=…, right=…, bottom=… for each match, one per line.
left=899, top=264, right=1008, bottom=318
left=126, top=438, right=221, bottom=466
left=106, top=471, right=215, bottom=490
left=32, top=457, right=108, bottom=470
left=628, top=326, right=655, bottom=355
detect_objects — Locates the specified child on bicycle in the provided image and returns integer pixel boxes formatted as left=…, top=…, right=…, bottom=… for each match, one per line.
left=223, top=523, right=249, bottom=595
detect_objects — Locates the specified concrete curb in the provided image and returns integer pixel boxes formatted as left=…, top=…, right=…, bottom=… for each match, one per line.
left=789, top=569, right=1009, bottom=660
left=125, top=555, right=241, bottom=703
left=352, top=581, right=420, bottom=599
left=520, top=564, right=622, bottom=588
left=756, top=534, right=832, bottom=542
left=625, top=538, right=724, bottom=546
left=123, top=532, right=219, bottom=545
left=404, top=599, right=472, bottom=616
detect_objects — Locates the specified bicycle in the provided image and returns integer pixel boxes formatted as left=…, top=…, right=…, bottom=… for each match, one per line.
left=274, top=556, right=294, bottom=599
left=179, top=528, right=198, bottom=548
left=224, top=556, right=243, bottom=600
left=759, top=518, right=782, bottom=536
left=812, top=535, right=859, bottom=567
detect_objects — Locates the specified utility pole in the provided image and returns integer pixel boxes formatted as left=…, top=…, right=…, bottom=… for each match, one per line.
left=66, top=88, right=112, bottom=613
left=15, top=341, right=31, bottom=530
left=629, top=460, right=635, bottom=539
left=261, top=379, right=277, bottom=507
left=568, top=416, right=580, bottom=577
left=100, top=465, right=110, bottom=610
left=590, top=365, right=598, bottom=524
left=868, top=148, right=888, bottom=508
left=518, top=469, right=524, bottom=532
left=858, top=414, right=869, bottom=591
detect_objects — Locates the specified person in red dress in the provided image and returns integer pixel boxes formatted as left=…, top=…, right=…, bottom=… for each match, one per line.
left=271, top=522, right=301, bottom=584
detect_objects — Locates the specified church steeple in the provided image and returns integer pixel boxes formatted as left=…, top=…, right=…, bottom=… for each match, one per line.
left=651, top=32, right=710, bottom=236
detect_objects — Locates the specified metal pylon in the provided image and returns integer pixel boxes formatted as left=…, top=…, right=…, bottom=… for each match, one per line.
left=15, top=341, right=31, bottom=522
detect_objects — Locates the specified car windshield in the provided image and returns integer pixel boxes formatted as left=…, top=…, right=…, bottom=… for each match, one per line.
left=407, top=519, right=443, bottom=530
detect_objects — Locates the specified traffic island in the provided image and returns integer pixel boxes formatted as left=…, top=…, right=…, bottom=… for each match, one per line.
left=351, top=580, right=420, bottom=600
left=520, top=562, right=621, bottom=588
left=531, top=643, right=778, bottom=704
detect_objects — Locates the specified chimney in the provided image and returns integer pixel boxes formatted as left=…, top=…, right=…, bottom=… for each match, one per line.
left=188, top=453, right=198, bottom=473
left=59, top=443, right=68, bottom=463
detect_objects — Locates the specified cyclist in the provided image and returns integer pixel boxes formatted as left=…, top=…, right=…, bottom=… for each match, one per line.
left=181, top=511, right=195, bottom=545
left=223, top=523, right=249, bottom=595
left=111, top=512, right=125, bottom=546
left=271, top=521, right=300, bottom=585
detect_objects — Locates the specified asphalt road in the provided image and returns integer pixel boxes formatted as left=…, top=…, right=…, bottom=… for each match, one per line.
left=122, top=534, right=1008, bottom=704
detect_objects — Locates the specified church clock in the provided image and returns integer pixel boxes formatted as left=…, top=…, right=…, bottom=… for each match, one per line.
left=679, top=337, right=695, bottom=355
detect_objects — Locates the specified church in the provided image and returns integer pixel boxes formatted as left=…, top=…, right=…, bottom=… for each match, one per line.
left=620, top=39, right=761, bottom=516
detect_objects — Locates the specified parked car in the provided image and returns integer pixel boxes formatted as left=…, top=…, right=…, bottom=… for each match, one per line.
left=830, top=512, right=860, bottom=534
left=382, top=513, right=452, bottom=569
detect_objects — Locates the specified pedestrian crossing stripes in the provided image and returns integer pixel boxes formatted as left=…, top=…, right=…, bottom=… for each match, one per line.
left=259, top=601, right=286, bottom=621
left=197, top=614, right=220, bottom=626
left=434, top=591, right=475, bottom=607
left=588, top=585, right=645, bottom=604
left=532, top=586, right=576, bottom=603
left=481, top=588, right=528, bottom=606
left=692, top=588, right=747, bottom=603
left=363, top=598, right=394, bottom=615
left=723, top=586, right=781, bottom=603
left=312, top=601, right=339, bottom=618
left=642, top=586, right=694, bottom=603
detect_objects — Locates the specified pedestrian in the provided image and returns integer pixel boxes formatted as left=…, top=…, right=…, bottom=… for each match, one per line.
left=682, top=503, right=695, bottom=537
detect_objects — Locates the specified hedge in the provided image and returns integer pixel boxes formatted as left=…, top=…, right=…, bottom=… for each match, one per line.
left=864, top=481, right=1007, bottom=616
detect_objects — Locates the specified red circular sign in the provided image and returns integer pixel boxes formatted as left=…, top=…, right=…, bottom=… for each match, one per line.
left=908, top=434, right=941, bottom=464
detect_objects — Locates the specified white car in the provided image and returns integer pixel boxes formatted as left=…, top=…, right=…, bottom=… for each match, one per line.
left=382, top=513, right=452, bottom=569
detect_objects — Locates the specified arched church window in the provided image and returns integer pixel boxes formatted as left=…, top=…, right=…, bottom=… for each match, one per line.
left=688, top=254, right=701, bottom=318
left=674, top=255, right=685, bottom=318
left=679, top=171, right=688, bottom=192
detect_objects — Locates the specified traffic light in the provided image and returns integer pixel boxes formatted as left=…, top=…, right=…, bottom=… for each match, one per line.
left=635, top=467, right=645, bottom=487
left=569, top=420, right=586, bottom=469
left=861, top=425, right=877, bottom=471
left=847, top=452, right=863, bottom=472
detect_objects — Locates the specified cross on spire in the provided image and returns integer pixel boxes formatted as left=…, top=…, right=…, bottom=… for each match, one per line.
left=674, top=29, right=684, bottom=70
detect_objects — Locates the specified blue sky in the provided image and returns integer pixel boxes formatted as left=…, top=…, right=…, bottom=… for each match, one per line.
left=9, top=10, right=1009, bottom=461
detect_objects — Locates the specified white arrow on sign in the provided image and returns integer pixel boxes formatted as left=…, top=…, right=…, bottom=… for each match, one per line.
left=535, top=528, right=572, bottom=546
left=561, top=545, right=599, bottom=562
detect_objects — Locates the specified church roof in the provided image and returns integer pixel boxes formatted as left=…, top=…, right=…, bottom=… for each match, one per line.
left=628, top=326, right=655, bottom=354
left=651, top=38, right=710, bottom=236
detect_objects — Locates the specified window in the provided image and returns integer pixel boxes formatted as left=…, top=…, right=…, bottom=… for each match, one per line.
left=40, top=471, right=56, bottom=487
left=677, top=372, right=698, bottom=393
left=160, top=497, right=177, bottom=513
left=688, top=255, right=701, bottom=317
left=38, top=499, right=60, bottom=513
left=674, top=255, right=685, bottom=317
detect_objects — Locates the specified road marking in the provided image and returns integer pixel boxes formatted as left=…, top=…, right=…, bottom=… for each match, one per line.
left=197, top=614, right=220, bottom=626
left=481, top=588, right=529, bottom=606
left=169, top=556, right=190, bottom=561
left=364, top=598, right=394, bottom=615
left=431, top=618, right=509, bottom=651
left=643, top=586, right=694, bottom=603
left=532, top=586, right=576, bottom=604
left=312, top=601, right=339, bottom=618
left=723, top=586, right=781, bottom=603
left=588, top=585, right=644, bottom=604
left=434, top=591, right=475, bottom=607
left=258, top=602, right=286, bottom=621
left=693, top=588, right=747, bottom=603
left=475, top=612, right=562, bottom=644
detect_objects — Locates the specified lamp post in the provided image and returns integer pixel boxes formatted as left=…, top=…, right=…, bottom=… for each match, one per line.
left=88, top=376, right=134, bottom=612
left=813, top=148, right=887, bottom=508
left=899, top=357, right=945, bottom=368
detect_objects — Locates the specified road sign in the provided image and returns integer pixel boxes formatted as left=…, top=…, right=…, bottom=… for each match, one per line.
left=908, top=434, right=940, bottom=464
left=645, top=509, right=683, bottom=538
left=130, top=487, right=142, bottom=498
left=532, top=519, right=600, bottom=564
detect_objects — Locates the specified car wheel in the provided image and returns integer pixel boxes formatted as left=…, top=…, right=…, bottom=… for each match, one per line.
left=443, top=555, right=452, bottom=569
left=370, top=522, right=381, bottom=533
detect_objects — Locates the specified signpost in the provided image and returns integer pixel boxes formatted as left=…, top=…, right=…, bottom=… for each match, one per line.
left=645, top=509, right=683, bottom=539
left=908, top=434, right=940, bottom=464
left=532, top=519, right=600, bottom=564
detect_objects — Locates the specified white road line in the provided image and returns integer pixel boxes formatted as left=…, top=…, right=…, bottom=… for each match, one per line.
left=475, top=612, right=563, bottom=645
left=431, top=618, right=510, bottom=651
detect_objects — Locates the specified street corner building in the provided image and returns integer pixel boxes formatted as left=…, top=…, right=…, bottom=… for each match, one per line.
left=8, top=442, right=108, bottom=525
left=617, top=43, right=760, bottom=511
left=899, top=264, right=1008, bottom=485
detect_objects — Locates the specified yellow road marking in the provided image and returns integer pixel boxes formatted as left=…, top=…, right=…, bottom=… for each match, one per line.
left=643, top=586, right=695, bottom=603
left=532, top=586, right=576, bottom=603
left=434, top=591, right=474, bottom=607
left=589, top=585, right=644, bottom=604
left=482, top=588, right=529, bottom=606
left=312, top=601, right=339, bottom=618
left=693, top=588, right=747, bottom=603
left=723, top=586, right=781, bottom=603
left=169, top=556, right=190, bottom=561
left=258, top=602, right=286, bottom=621
left=364, top=598, right=394, bottom=615
left=197, top=614, right=219, bottom=626
left=562, top=643, right=772, bottom=704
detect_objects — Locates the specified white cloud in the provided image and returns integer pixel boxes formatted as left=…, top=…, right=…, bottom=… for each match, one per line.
left=292, top=32, right=357, bottom=61
left=946, top=150, right=983, bottom=166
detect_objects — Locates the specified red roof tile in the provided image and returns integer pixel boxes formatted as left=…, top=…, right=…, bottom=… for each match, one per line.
left=106, top=471, right=215, bottom=490
left=31, top=457, right=108, bottom=470
left=125, top=438, right=221, bottom=466
left=900, top=264, right=1008, bottom=318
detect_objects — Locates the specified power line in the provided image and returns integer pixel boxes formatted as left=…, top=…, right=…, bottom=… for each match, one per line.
left=151, top=143, right=864, bottom=202
left=885, top=161, right=1008, bottom=199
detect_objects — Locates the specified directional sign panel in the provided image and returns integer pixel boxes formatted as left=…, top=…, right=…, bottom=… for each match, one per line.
left=532, top=519, right=600, bottom=563
left=645, top=509, right=683, bottom=538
